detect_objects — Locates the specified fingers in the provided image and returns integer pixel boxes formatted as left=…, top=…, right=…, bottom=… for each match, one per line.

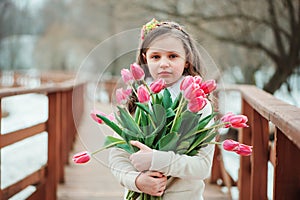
left=135, top=171, right=167, bottom=197
left=130, top=140, right=152, bottom=151
left=147, top=171, right=164, bottom=178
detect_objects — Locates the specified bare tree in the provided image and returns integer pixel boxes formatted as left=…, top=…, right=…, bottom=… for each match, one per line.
left=140, top=0, right=300, bottom=94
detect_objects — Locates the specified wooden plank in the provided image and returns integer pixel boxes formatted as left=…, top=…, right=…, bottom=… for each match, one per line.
left=269, top=143, right=276, bottom=166
left=67, top=89, right=76, bottom=151
left=0, top=99, right=2, bottom=200
left=250, top=109, right=269, bottom=200
left=27, top=182, right=46, bottom=200
left=238, top=99, right=252, bottom=200
left=60, top=91, right=68, bottom=183
left=1, top=167, right=45, bottom=199
left=210, top=145, right=223, bottom=183
left=238, top=85, right=300, bottom=149
left=273, top=128, right=300, bottom=200
left=0, top=81, right=82, bottom=98
left=0, top=123, right=47, bottom=148
left=45, top=92, right=61, bottom=200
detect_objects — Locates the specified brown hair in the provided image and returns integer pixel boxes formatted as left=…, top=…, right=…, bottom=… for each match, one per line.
left=137, top=21, right=205, bottom=78
left=128, top=21, right=206, bottom=113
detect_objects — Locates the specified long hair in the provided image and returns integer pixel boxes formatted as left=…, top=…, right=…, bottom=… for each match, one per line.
left=137, top=21, right=205, bottom=78
left=128, top=21, right=206, bottom=113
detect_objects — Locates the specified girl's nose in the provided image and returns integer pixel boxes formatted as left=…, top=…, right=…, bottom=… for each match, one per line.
left=159, top=57, right=170, bottom=68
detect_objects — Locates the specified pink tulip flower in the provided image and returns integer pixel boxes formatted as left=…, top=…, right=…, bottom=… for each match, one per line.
left=236, top=144, right=253, bottom=156
left=130, top=63, right=145, bottom=80
left=188, top=96, right=207, bottom=113
left=222, top=139, right=240, bottom=151
left=222, top=139, right=252, bottom=156
left=200, top=80, right=217, bottom=94
left=121, top=69, right=134, bottom=85
left=221, top=112, right=249, bottom=128
left=193, top=76, right=202, bottom=85
left=90, top=109, right=115, bottom=124
left=73, top=151, right=91, bottom=164
left=150, top=78, right=166, bottom=93
left=180, top=76, right=194, bottom=90
left=137, top=85, right=150, bottom=103
left=116, top=88, right=132, bottom=104
left=183, top=83, right=205, bottom=100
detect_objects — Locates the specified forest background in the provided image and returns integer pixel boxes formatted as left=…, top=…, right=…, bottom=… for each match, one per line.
left=0, top=0, right=299, bottom=105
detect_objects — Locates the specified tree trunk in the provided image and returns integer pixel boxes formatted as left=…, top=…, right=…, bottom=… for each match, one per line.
left=263, top=63, right=295, bottom=94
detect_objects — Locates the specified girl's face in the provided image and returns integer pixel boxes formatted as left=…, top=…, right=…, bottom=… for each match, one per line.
left=145, top=36, right=187, bottom=87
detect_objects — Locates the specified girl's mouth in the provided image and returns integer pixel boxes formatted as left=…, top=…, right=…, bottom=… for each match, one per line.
left=158, top=71, right=172, bottom=76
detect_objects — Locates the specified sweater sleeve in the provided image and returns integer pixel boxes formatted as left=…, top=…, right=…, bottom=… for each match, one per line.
left=109, top=147, right=142, bottom=193
left=149, top=100, right=215, bottom=179
left=150, top=142, right=215, bottom=179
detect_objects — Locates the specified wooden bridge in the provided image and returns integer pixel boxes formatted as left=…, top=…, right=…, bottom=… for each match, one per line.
left=0, top=71, right=299, bottom=200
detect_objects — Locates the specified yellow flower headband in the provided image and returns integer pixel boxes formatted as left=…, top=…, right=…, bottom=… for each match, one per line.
left=140, top=18, right=186, bottom=40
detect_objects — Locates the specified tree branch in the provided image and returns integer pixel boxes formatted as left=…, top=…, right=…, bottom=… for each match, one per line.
left=140, top=2, right=291, bottom=41
left=267, top=0, right=286, bottom=57
left=187, top=20, right=280, bottom=63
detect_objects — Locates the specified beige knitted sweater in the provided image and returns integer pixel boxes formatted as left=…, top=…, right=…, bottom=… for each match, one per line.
left=109, top=78, right=215, bottom=200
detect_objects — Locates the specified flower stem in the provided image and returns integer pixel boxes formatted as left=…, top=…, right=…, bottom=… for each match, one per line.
left=182, top=122, right=228, bottom=140
left=170, top=96, right=187, bottom=133
left=148, top=113, right=157, bottom=129
left=91, top=140, right=126, bottom=156
left=142, top=79, right=155, bottom=103
left=130, top=83, right=138, bottom=97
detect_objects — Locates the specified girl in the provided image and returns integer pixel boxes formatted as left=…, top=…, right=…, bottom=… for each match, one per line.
left=109, top=19, right=215, bottom=200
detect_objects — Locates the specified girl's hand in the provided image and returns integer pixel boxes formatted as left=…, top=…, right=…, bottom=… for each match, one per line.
left=130, top=141, right=153, bottom=172
left=135, top=171, right=167, bottom=196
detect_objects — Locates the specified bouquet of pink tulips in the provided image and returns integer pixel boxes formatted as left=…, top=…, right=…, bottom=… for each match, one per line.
left=73, top=63, right=252, bottom=200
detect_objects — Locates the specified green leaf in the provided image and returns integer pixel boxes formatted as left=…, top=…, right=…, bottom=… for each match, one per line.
left=180, top=113, right=217, bottom=141
left=187, top=130, right=219, bottom=156
left=175, top=140, right=191, bottom=154
left=134, top=107, right=141, bottom=125
left=197, top=112, right=218, bottom=130
left=144, top=104, right=167, bottom=147
left=178, top=111, right=200, bottom=137
left=152, top=104, right=166, bottom=125
left=135, top=102, right=151, bottom=115
left=145, top=134, right=157, bottom=148
left=103, top=136, right=124, bottom=146
left=118, top=106, right=145, bottom=136
left=103, top=136, right=132, bottom=153
left=153, top=93, right=163, bottom=105
left=158, top=132, right=180, bottom=151
left=166, top=108, right=175, bottom=118
left=162, top=89, right=172, bottom=109
left=185, top=128, right=218, bottom=155
left=170, top=115, right=182, bottom=133
left=187, top=149, right=199, bottom=156
left=171, top=92, right=182, bottom=110
left=122, top=128, right=143, bottom=142
left=185, top=130, right=209, bottom=153
left=201, top=131, right=219, bottom=145
left=96, top=114, right=123, bottom=137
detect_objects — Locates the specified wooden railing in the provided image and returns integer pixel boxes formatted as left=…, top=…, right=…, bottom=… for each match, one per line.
left=0, top=72, right=85, bottom=200
left=211, top=85, right=300, bottom=200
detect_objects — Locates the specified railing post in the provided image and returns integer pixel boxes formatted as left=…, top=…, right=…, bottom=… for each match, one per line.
left=68, top=89, right=76, bottom=151
left=239, top=99, right=252, bottom=200
left=273, top=127, right=300, bottom=199
left=0, top=99, right=2, bottom=200
left=59, top=91, right=68, bottom=183
left=250, top=109, right=269, bottom=200
left=45, top=92, right=62, bottom=200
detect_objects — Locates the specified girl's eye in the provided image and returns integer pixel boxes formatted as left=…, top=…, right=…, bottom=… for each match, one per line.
left=151, top=55, right=160, bottom=59
left=169, top=54, right=178, bottom=59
